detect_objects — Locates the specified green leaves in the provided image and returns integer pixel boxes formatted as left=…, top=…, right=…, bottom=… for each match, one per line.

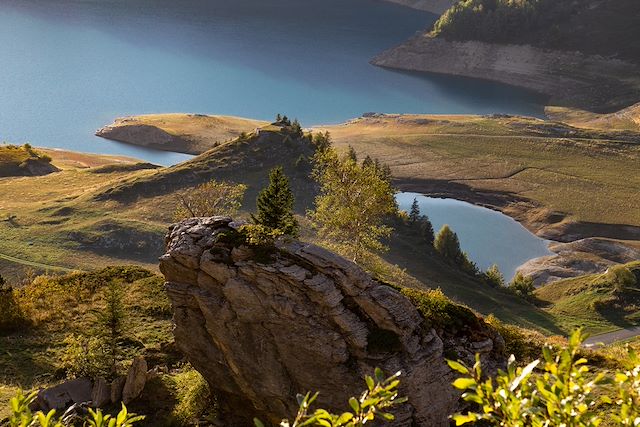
left=257, top=368, right=405, bottom=427
left=448, top=327, right=640, bottom=426
left=5, top=393, right=143, bottom=427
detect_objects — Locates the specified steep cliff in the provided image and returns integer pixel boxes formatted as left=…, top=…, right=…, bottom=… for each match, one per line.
left=160, top=217, right=506, bottom=426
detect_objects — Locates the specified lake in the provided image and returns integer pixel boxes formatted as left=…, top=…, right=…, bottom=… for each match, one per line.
left=0, top=0, right=545, bottom=165
left=397, top=193, right=552, bottom=280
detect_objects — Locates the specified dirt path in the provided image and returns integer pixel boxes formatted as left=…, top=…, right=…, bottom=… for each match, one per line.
left=0, top=252, right=77, bottom=272
left=583, top=327, right=640, bottom=347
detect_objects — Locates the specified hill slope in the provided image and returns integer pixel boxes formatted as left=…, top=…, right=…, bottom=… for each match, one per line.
left=0, top=145, right=58, bottom=177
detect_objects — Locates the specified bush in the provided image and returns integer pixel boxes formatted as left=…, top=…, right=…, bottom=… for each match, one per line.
left=173, top=180, right=246, bottom=222
left=5, top=390, right=143, bottom=427
left=606, top=265, right=638, bottom=293
left=169, top=367, right=212, bottom=426
left=400, top=288, right=480, bottom=332
left=60, top=334, right=111, bottom=379
left=483, top=264, right=505, bottom=288
left=508, top=272, right=535, bottom=299
left=0, top=282, right=29, bottom=334
left=255, top=368, right=406, bottom=427
left=448, top=329, right=640, bottom=426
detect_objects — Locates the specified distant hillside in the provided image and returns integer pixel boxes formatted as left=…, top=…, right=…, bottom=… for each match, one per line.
left=536, top=261, right=640, bottom=334
left=432, top=0, right=640, bottom=63
left=96, top=114, right=268, bottom=155
left=0, top=144, right=58, bottom=177
left=546, top=103, right=640, bottom=132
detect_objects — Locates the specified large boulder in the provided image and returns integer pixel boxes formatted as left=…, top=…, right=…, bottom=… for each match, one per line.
left=161, top=217, right=505, bottom=426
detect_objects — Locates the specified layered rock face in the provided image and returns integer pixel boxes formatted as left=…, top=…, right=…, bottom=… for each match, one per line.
left=161, top=217, right=505, bottom=426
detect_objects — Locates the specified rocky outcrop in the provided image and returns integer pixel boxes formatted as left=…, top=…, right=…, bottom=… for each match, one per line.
left=161, top=217, right=505, bottom=426
left=518, top=238, right=640, bottom=286
left=96, top=118, right=190, bottom=153
left=372, top=36, right=640, bottom=112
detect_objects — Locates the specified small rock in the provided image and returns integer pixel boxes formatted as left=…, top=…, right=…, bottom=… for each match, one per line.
left=110, top=377, right=126, bottom=404
left=91, top=378, right=111, bottom=408
left=37, top=378, right=93, bottom=412
left=122, top=357, right=148, bottom=404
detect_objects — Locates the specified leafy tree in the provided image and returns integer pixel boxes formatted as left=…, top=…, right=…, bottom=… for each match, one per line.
left=254, top=368, right=406, bottom=427
left=409, top=198, right=420, bottom=223
left=418, top=215, right=434, bottom=245
left=173, top=180, right=247, bottom=221
left=312, top=131, right=332, bottom=153
left=484, top=264, right=505, bottom=288
left=509, top=272, right=535, bottom=299
left=434, top=225, right=463, bottom=263
left=253, top=166, right=299, bottom=236
left=310, top=147, right=397, bottom=263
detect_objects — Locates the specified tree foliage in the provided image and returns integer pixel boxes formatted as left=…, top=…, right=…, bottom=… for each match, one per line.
left=509, top=272, right=535, bottom=298
left=310, top=145, right=397, bottom=263
left=252, top=166, right=299, bottom=236
left=484, top=264, right=505, bottom=288
left=173, top=180, right=246, bottom=221
left=432, top=0, right=582, bottom=44
left=449, top=329, right=640, bottom=426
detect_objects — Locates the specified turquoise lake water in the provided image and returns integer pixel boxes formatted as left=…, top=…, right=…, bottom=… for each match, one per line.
left=0, top=0, right=545, bottom=165
left=397, top=193, right=552, bottom=279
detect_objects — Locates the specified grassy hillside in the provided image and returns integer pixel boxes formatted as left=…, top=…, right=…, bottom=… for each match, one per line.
left=320, top=114, right=640, bottom=241
left=536, top=261, right=640, bottom=334
left=431, top=0, right=640, bottom=63
left=0, top=266, right=213, bottom=425
left=0, top=144, right=58, bottom=177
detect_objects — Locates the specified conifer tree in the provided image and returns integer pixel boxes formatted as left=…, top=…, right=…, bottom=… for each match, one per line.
left=418, top=215, right=435, bottom=245
left=253, top=166, right=299, bottom=236
left=409, top=198, right=421, bottom=223
left=434, top=224, right=464, bottom=264
left=347, top=145, right=358, bottom=162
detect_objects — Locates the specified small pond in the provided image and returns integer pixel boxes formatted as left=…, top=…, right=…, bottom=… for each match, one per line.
left=397, top=192, right=553, bottom=280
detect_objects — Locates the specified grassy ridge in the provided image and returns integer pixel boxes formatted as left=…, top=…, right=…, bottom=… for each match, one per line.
left=0, top=144, right=57, bottom=177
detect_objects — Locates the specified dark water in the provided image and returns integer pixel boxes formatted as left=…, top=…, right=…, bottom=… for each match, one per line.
left=0, top=0, right=545, bottom=165
left=397, top=193, right=552, bottom=280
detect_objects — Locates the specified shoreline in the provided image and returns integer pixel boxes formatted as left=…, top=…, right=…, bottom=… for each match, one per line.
left=371, top=36, right=640, bottom=113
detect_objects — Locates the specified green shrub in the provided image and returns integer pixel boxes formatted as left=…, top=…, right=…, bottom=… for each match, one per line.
left=606, top=265, right=638, bottom=293
left=60, top=334, right=111, bottom=379
left=0, top=283, right=29, bottom=334
left=5, top=390, right=143, bottom=427
left=169, top=367, right=212, bottom=426
left=254, top=368, right=406, bottom=427
left=508, top=272, right=535, bottom=299
left=400, top=288, right=480, bottom=331
left=483, top=264, right=505, bottom=288
left=448, top=329, right=640, bottom=426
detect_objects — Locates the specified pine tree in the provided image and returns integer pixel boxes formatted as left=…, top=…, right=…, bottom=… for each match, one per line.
left=347, top=146, right=358, bottom=162
left=253, top=166, right=299, bottom=236
left=484, top=264, right=505, bottom=287
left=291, top=119, right=303, bottom=137
left=409, top=198, right=421, bottom=223
left=276, top=113, right=282, bottom=122
left=94, top=281, right=126, bottom=375
left=418, top=215, right=435, bottom=245
left=434, top=224, right=464, bottom=264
